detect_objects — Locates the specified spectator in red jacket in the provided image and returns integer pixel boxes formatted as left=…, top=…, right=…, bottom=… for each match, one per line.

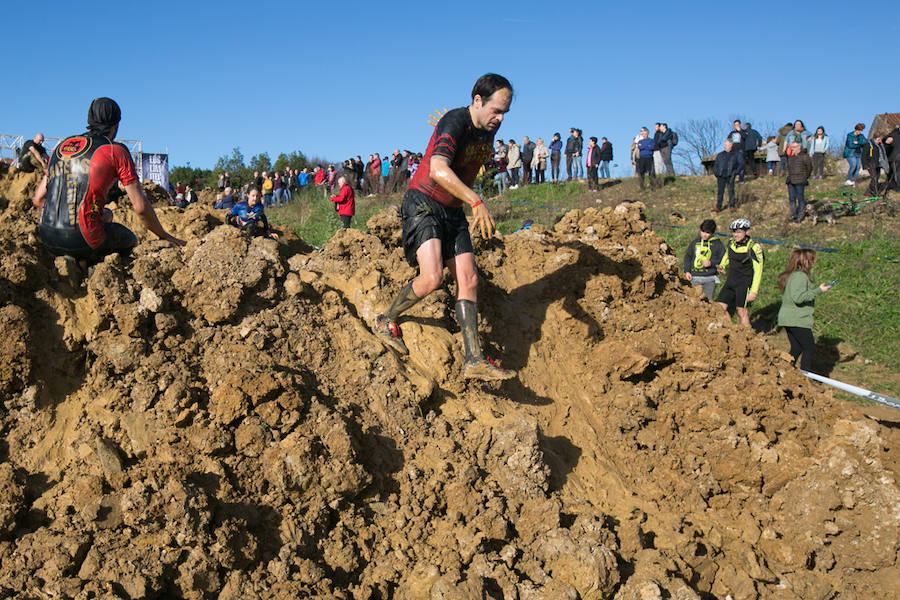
left=331, top=176, right=355, bottom=228
left=370, top=153, right=383, bottom=195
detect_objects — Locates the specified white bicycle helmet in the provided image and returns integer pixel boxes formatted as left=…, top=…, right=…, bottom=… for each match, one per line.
left=729, top=218, right=751, bottom=231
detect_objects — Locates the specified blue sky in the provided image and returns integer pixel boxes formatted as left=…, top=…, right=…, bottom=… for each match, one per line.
left=6, top=1, right=899, bottom=177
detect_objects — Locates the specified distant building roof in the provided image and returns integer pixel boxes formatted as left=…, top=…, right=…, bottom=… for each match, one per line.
left=870, top=113, right=900, bottom=136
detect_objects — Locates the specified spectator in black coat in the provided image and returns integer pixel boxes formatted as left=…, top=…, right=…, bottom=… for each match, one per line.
left=521, top=136, right=536, bottom=185
left=883, top=126, right=900, bottom=191
left=598, top=137, right=613, bottom=179
left=742, top=123, right=763, bottom=178
left=713, top=140, right=741, bottom=212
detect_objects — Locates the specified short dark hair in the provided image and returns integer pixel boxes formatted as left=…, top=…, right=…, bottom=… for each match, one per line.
left=471, top=73, right=513, bottom=101
left=700, top=219, right=717, bottom=234
left=590, top=136, right=598, bottom=143
left=508, top=138, right=516, bottom=144
left=248, top=185, right=260, bottom=195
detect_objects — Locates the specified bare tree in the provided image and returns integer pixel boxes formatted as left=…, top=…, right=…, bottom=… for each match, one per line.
left=672, top=117, right=730, bottom=175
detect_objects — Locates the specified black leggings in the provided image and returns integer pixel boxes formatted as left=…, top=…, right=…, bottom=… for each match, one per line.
left=39, top=222, right=137, bottom=265
left=785, top=326, right=815, bottom=371
left=340, top=215, right=352, bottom=228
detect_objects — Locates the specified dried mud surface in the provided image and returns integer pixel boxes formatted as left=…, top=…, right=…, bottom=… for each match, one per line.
left=0, top=167, right=897, bottom=599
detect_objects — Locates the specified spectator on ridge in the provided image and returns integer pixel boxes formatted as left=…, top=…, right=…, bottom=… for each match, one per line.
left=493, top=139, right=508, bottom=195
left=598, top=137, right=613, bottom=179
left=549, top=133, right=562, bottom=182
left=18, top=133, right=49, bottom=173
left=217, top=172, right=226, bottom=191
left=652, top=123, right=664, bottom=176
left=682, top=219, right=725, bottom=300
left=726, top=120, right=747, bottom=182
left=785, top=141, right=813, bottom=223
left=742, top=122, right=763, bottom=178
left=783, top=120, right=810, bottom=154
left=571, top=128, right=584, bottom=181
left=565, top=128, right=577, bottom=181
left=882, top=124, right=900, bottom=191
left=635, top=127, right=658, bottom=191
left=507, top=139, right=521, bottom=189
left=776, top=122, right=793, bottom=174
left=532, top=137, right=549, bottom=184
left=777, top=248, right=832, bottom=373
left=843, top=123, right=867, bottom=186
left=861, top=132, right=888, bottom=196
left=330, top=176, right=355, bottom=228
left=585, top=136, right=600, bottom=191
left=808, top=126, right=829, bottom=180
left=713, top=140, right=741, bottom=212
left=521, top=136, right=535, bottom=185
left=261, top=172, right=274, bottom=206
left=762, top=136, right=779, bottom=176
left=658, top=123, right=675, bottom=176
left=214, top=187, right=236, bottom=210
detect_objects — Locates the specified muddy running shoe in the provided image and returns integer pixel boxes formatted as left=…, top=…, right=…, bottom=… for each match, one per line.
left=373, top=314, right=408, bottom=354
left=463, top=357, right=516, bottom=381
left=62, top=256, right=85, bottom=288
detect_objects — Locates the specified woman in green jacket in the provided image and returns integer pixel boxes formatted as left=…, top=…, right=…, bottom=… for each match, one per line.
left=776, top=249, right=832, bottom=371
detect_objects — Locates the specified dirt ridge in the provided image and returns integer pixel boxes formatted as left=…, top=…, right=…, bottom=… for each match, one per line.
left=0, top=167, right=896, bottom=599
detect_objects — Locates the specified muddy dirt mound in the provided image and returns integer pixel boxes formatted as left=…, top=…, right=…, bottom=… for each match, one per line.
left=142, top=180, right=172, bottom=206
left=0, top=167, right=897, bottom=599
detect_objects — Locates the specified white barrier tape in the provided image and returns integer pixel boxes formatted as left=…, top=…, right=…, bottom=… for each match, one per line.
left=802, top=371, right=900, bottom=411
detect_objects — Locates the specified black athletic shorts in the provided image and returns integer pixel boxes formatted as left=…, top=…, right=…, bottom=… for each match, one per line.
left=39, top=222, right=138, bottom=265
left=716, top=278, right=752, bottom=308
left=401, top=188, right=473, bottom=267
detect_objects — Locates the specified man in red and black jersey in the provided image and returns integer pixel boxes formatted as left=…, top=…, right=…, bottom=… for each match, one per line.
left=33, top=98, right=184, bottom=283
left=373, top=73, right=516, bottom=381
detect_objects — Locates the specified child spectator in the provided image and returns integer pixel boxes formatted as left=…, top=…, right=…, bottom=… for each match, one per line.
left=809, top=126, right=829, bottom=180
left=682, top=219, right=725, bottom=299
left=763, top=136, right=779, bottom=176
left=226, top=185, right=278, bottom=239
left=785, top=142, right=813, bottom=222
left=716, top=218, right=763, bottom=327
left=777, top=249, right=832, bottom=372
left=330, top=176, right=355, bottom=229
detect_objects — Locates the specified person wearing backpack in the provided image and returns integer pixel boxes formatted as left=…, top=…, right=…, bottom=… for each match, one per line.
left=659, top=123, right=676, bottom=176
left=683, top=219, right=725, bottom=299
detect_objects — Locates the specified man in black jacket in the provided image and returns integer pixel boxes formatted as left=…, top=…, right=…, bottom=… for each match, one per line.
left=521, top=136, right=535, bottom=185
left=598, top=137, right=613, bottom=179
left=564, top=129, right=576, bottom=181
left=726, top=120, right=747, bottom=182
left=713, top=140, right=741, bottom=212
left=861, top=133, right=889, bottom=196
left=742, top=123, right=763, bottom=179
left=658, top=123, right=675, bottom=175
left=883, top=127, right=900, bottom=191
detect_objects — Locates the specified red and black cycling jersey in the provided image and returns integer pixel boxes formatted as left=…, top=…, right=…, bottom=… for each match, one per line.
left=409, top=107, right=495, bottom=208
left=41, top=133, right=139, bottom=249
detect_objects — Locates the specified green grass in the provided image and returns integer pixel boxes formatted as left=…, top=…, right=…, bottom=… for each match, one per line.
left=266, top=174, right=899, bottom=396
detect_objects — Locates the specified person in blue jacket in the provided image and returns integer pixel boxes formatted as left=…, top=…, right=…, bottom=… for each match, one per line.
left=843, top=123, right=868, bottom=186
left=226, top=185, right=278, bottom=239
left=635, top=127, right=658, bottom=190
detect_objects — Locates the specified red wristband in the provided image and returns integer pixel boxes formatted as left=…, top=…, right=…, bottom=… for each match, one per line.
left=470, top=199, right=483, bottom=208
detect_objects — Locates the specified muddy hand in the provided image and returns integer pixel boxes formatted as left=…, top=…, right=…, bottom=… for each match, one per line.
left=471, top=203, right=495, bottom=238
